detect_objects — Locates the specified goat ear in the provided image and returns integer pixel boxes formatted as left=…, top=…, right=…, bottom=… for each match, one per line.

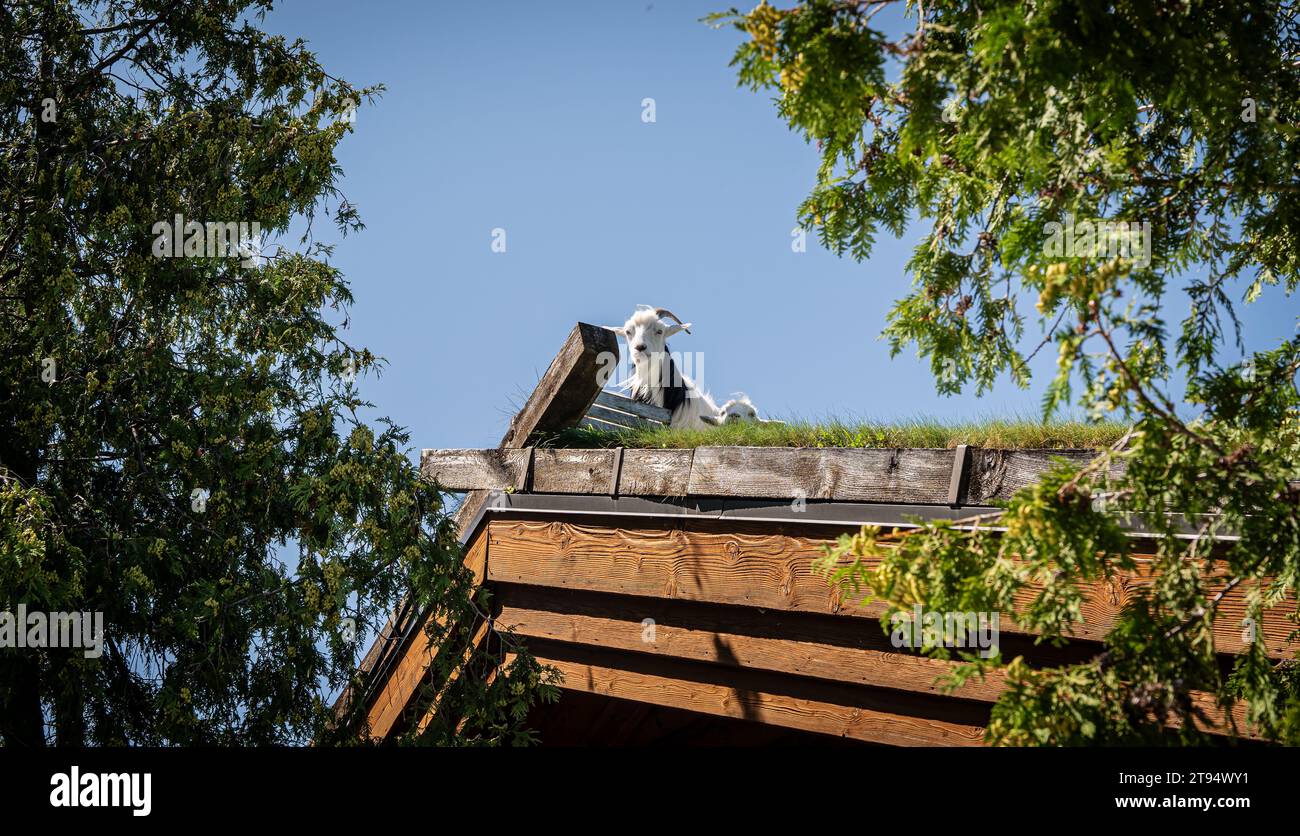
left=700, top=413, right=724, bottom=426
left=664, top=322, right=692, bottom=337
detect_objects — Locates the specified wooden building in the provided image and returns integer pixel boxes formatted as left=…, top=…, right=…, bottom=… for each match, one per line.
left=347, top=323, right=1288, bottom=745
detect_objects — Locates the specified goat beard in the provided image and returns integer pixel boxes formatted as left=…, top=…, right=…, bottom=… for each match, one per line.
left=629, top=355, right=662, bottom=407
left=631, top=353, right=687, bottom=414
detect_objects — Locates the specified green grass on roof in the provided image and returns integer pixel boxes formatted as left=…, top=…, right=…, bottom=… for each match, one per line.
left=539, top=416, right=1130, bottom=450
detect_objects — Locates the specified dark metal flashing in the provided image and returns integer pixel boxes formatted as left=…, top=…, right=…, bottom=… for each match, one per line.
left=457, top=492, right=1000, bottom=545
left=947, top=443, right=970, bottom=507
left=610, top=447, right=625, bottom=498
left=523, top=446, right=536, bottom=493
left=455, top=491, right=1233, bottom=546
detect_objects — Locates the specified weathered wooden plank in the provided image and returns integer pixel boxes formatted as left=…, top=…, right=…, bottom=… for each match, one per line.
left=417, top=445, right=1142, bottom=505
left=486, top=518, right=1298, bottom=659
left=454, top=323, right=618, bottom=533
left=594, top=389, right=672, bottom=424
left=532, top=448, right=618, bottom=495
left=419, top=448, right=530, bottom=492
left=503, top=324, right=619, bottom=447
left=687, top=446, right=956, bottom=503
left=517, top=641, right=987, bottom=746
left=618, top=448, right=693, bottom=497
left=586, top=403, right=650, bottom=428
left=965, top=448, right=1126, bottom=504
left=416, top=443, right=1152, bottom=508
left=578, top=416, right=629, bottom=432
left=494, top=584, right=1258, bottom=739
left=417, top=445, right=958, bottom=502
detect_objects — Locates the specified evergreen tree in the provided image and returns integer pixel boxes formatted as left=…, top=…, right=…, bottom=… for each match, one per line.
left=0, top=0, right=546, bottom=746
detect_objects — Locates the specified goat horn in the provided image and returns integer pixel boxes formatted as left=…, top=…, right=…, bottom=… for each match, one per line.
left=655, top=308, right=691, bottom=333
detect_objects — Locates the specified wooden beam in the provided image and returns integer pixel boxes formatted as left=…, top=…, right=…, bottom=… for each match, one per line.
left=485, top=518, right=1298, bottom=659
left=688, top=446, right=954, bottom=502
left=532, top=449, right=618, bottom=494
left=500, top=324, right=619, bottom=448
left=593, top=390, right=672, bottom=424
left=454, top=322, right=618, bottom=528
left=419, top=444, right=1128, bottom=506
left=586, top=403, right=652, bottom=428
left=515, top=640, right=988, bottom=746
left=420, top=448, right=530, bottom=492
left=495, top=584, right=1006, bottom=701
left=965, top=448, right=1126, bottom=503
left=363, top=530, right=489, bottom=740
left=412, top=617, right=493, bottom=736
left=619, top=448, right=693, bottom=497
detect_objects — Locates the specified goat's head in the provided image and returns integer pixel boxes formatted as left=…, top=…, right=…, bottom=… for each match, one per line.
left=701, top=393, right=783, bottom=426
left=614, top=305, right=691, bottom=371
left=720, top=394, right=759, bottom=423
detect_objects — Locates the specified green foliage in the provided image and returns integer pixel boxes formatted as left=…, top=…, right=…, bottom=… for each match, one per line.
left=0, top=1, right=546, bottom=745
left=719, top=0, right=1300, bottom=744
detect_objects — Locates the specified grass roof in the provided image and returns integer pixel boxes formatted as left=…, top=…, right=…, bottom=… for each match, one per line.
left=540, top=417, right=1130, bottom=450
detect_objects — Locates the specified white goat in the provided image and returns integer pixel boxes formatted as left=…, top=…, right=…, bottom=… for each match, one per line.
left=701, top=393, right=784, bottom=426
left=609, top=305, right=722, bottom=430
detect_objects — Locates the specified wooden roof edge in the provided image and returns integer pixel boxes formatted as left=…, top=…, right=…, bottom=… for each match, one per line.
left=420, top=444, right=1127, bottom=507
left=336, top=322, right=616, bottom=733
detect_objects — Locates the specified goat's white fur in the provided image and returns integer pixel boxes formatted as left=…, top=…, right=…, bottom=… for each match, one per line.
left=701, top=393, right=784, bottom=426
left=607, top=305, right=722, bottom=430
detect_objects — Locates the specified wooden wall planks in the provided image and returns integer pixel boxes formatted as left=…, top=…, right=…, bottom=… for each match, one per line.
left=486, top=518, right=1297, bottom=660
left=513, top=641, right=988, bottom=746
left=494, top=583, right=1257, bottom=739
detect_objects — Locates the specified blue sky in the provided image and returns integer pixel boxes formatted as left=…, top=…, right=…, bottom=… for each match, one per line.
left=264, top=0, right=1296, bottom=450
